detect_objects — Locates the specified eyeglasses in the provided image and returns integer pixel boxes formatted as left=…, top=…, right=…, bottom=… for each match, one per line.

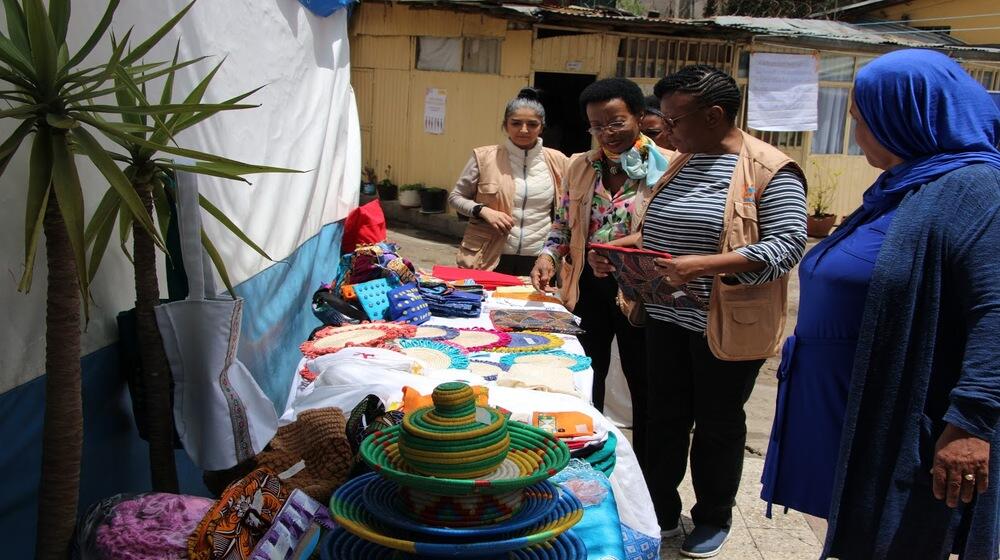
left=587, top=120, right=629, bottom=136
left=663, top=108, right=702, bottom=129
left=641, top=128, right=663, bottom=138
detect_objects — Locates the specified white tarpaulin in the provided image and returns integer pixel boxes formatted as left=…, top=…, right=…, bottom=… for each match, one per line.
left=747, top=53, right=819, bottom=132
left=0, top=2, right=359, bottom=393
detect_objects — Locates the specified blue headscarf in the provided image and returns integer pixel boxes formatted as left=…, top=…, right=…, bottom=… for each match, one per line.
left=854, top=49, right=1000, bottom=212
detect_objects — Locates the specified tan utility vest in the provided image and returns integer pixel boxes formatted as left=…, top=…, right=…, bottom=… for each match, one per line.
left=633, top=130, right=806, bottom=360
left=456, top=144, right=567, bottom=271
left=558, top=145, right=675, bottom=311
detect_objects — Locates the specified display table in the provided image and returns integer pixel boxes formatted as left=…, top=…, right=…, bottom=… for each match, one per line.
left=281, top=293, right=661, bottom=559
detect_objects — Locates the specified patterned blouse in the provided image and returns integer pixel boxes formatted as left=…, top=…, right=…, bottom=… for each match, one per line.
left=542, top=173, right=640, bottom=261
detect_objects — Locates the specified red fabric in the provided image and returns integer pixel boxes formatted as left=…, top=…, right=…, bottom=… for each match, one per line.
left=431, top=266, right=523, bottom=290
left=341, top=200, right=387, bottom=254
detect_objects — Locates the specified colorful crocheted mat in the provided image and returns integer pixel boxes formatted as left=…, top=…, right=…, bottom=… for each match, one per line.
left=490, top=309, right=585, bottom=335
left=468, top=360, right=508, bottom=380
left=322, top=528, right=587, bottom=560
left=300, top=323, right=416, bottom=358
left=489, top=331, right=564, bottom=353
left=411, top=325, right=460, bottom=341
left=360, top=421, right=570, bottom=496
left=447, top=328, right=513, bottom=352
left=393, top=339, right=469, bottom=370
left=499, top=351, right=592, bottom=372
left=327, top=473, right=583, bottom=557
left=364, top=476, right=560, bottom=535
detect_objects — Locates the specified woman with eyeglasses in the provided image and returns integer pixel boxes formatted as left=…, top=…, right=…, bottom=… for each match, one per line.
left=641, top=95, right=675, bottom=151
left=450, top=88, right=568, bottom=275
left=590, top=66, right=807, bottom=557
left=530, top=78, right=671, bottom=475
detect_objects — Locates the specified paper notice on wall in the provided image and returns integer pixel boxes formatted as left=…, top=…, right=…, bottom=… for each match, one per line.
left=424, top=88, right=446, bottom=135
left=748, top=53, right=818, bottom=132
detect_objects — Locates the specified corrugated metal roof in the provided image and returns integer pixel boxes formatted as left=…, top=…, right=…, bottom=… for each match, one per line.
left=706, top=16, right=967, bottom=47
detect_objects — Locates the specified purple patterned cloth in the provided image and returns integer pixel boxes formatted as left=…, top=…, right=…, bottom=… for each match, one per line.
left=94, top=493, right=214, bottom=560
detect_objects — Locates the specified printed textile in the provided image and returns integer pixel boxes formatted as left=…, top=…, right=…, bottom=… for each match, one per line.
left=490, top=309, right=585, bottom=335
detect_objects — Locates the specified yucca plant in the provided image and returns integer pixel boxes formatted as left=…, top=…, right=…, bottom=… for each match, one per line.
left=81, top=40, right=298, bottom=491
left=0, top=0, right=296, bottom=555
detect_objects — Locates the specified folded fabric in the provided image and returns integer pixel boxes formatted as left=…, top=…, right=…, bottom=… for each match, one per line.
left=531, top=411, right=594, bottom=438
left=403, top=385, right=488, bottom=411
left=417, top=282, right=483, bottom=318
left=490, top=309, right=585, bottom=335
left=431, top=265, right=523, bottom=290
left=551, top=460, right=627, bottom=560
left=492, top=285, right=563, bottom=304
left=496, top=364, right=579, bottom=397
left=188, top=469, right=289, bottom=560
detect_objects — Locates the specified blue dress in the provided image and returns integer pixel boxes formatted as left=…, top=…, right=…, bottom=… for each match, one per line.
left=760, top=208, right=897, bottom=519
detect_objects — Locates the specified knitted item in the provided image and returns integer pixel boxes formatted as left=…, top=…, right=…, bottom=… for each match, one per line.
left=447, top=327, right=512, bottom=352
left=254, top=408, right=353, bottom=503
left=490, top=309, right=585, bottom=335
left=489, top=331, right=564, bottom=353
left=300, top=322, right=416, bottom=358
left=93, top=494, right=214, bottom=560
left=392, top=338, right=469, bottom=370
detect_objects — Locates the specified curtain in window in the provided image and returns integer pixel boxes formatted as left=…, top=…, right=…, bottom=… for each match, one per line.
left=812, top=87, right=849, bottom=154
left=462, top=39, right=500, bottom=74
left=417, top=37, right=461, bottom=72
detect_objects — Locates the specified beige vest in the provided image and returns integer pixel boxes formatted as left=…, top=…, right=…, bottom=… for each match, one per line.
left=633, top=130, right=806, bottom=360
left=558, top=145, right=675, bottom=311
left=456, top=145, right=567, bottom=271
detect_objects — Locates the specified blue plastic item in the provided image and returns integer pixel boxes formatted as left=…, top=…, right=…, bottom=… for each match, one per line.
left=354, top=278, right=393, bottom=321
left=298, top=0, right=354, bottom=17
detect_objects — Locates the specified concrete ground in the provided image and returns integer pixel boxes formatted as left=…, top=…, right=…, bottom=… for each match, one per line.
left=385, top=223, right=824, bottom=559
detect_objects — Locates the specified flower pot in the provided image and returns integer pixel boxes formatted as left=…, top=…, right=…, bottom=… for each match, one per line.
left=361, top=181, right=376, bottom=196
left=376, top=182, right=397, bottom=201
left=807, top=214, right=837, bottom=238
left=419, top=188, right=448, bottom=214
left=398, top=189, right=422, bottom=208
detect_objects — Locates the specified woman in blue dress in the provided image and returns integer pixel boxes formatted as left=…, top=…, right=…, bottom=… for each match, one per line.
left=761, top=49, right=1000, bottom=559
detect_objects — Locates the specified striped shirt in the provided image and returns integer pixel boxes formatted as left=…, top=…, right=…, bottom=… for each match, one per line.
left=641, top=153, right=807, bottom=333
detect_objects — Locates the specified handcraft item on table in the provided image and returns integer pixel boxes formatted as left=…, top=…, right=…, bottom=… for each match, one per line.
left=154, top=171, right=277, bottom=471
left=447, top=327, right=512, bottom=352
left=393, top=339, right=470, bottom=370
left=588, top=242, right=706, bottom=310
left=490, top=331, right=564, bottom=353
left=353, top=278, right=396, bottom=321
left=248, top=489, right=333, bottom=560
left=467, top=359, right=509, bottom=380
left=300, top=322, right=416, bottom=358
left=499, top=350, right=592, bottom=372
left=498, top=365, right=579, bottom=397
left=411, top=325, right=460, bottom=341
left=387, top=283, right=431, bottom=325
left=327, top=473, right=583, bottom=557
left=87, top=493, right=214, bottom=560
left=418, top=282, right=483, bottom=318
left=490, top=309, right=585, bottom=335
left=188, top=469, right=289, bottom=560
left=431, top=265, right=523, bottom=290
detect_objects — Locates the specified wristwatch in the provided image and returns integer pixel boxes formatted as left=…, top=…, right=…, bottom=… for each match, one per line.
left=472, top=204, right=485, bottom=218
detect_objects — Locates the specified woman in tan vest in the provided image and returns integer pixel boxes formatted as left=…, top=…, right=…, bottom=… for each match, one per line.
left=449, top=88, right=568, bottom=275
left=589, top=66, right=807, bottom=557
left=529, top=78, right=673, bottom=481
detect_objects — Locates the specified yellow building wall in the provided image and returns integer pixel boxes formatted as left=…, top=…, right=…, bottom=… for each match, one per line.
left=869, top=0, right=1000, bottom=46
left=350, top=3, right=530, bottom=192
left=804, top=156, right=883, bottom=218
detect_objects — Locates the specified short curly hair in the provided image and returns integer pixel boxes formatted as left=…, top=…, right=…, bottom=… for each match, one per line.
left=578, top=78, right=645, bottom=119
left=654, top=65, right=741, bottom=124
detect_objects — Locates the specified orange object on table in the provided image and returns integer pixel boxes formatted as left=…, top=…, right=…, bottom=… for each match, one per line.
left=531, top=411, right=593, bottom=438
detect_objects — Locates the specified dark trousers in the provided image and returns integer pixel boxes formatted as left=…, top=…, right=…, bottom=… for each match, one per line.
left=495, top=254, right=538, bottom=276
left=574, top=263, right=648, bottom=471
left=644, top=318, right=763, bottom=529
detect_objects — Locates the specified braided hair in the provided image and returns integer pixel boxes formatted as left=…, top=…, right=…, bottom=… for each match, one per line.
left=653, top=65, right=741, bottom=124
left=503, top=87, right=545, bottom=127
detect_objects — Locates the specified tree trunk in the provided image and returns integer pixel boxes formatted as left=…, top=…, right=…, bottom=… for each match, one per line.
left=133, top=180, right=178, bottom=492
left=35, top=191, right=83, bottom=560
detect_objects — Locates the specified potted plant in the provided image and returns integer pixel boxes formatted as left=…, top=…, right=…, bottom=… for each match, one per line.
left=807, top=163, right=840, bottom=238
left=376, top=165, right=397, bottom=200
left=419, top=187, right=448, bottom=214
left=398, top=183, right=424, bottom=208
left=361, top=165, right=377, bottom=196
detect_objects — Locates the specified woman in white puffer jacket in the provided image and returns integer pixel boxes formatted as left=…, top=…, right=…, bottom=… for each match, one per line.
left=449, top=88, right=568, bottom=275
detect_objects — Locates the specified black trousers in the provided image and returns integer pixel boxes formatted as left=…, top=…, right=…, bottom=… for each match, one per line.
left=495, top=254, right=538, bottom=277
left=644, top=318, right=763, bottom=529
left=574, top=263, right=648, bottom=471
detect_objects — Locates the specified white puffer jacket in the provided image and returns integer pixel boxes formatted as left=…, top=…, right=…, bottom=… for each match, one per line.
left=503, top=137, right=555, bottom=256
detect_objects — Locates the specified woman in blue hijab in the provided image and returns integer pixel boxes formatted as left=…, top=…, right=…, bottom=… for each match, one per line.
left=761, top=49, right=1000, bottom=559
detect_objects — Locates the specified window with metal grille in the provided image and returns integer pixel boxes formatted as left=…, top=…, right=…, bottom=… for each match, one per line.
left=615, top=37, right=734, bottom=79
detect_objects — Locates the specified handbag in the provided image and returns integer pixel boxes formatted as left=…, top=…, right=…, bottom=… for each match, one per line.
left=154, top=171, right=278, bottom=471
